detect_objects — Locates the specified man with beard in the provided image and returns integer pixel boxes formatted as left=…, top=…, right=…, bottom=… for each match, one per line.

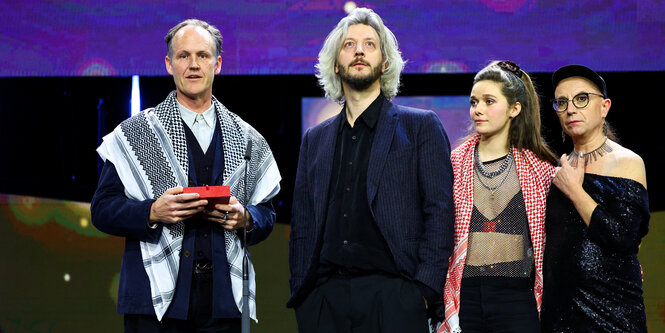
left=287, top=8, right=455, bottom=333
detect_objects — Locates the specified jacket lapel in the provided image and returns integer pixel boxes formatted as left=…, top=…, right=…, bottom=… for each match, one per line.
left=313, top=114, right=342, bottom=228
left=366, top=102, right=398, bottom=205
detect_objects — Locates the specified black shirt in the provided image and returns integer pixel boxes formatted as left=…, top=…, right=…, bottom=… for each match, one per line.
left=317, top=93, right=400, bottom=277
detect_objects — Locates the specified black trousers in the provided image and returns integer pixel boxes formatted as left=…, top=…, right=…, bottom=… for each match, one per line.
left=124, top=273, right=241, bottom=333
left=459, top=277, right=540, bottom=333
left=295, top=273, right=429, bottom=333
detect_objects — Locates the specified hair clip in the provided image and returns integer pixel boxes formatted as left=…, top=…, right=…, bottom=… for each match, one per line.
left=498, top=61, right=522, bottom=78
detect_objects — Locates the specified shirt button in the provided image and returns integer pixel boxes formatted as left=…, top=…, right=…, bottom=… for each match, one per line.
left=343, top=213, right=348, bottom=218
left=343, top=240, right=348, bottom=245
left=352, top=135, right=357, bottom=140
left=184, top=251, right=191, bottom=258
left=345, top=187, right=351, bottom=192
left=203, top=233, right=208, bottom=238
left=348, top=161, right=353, bottom=166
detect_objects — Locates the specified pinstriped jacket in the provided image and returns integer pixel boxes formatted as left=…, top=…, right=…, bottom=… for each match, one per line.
left=287, top=99, right=455, bottom=314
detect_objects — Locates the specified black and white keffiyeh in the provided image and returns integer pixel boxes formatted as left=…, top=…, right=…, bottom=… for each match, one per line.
left=97, top=91, right=280, bottom=321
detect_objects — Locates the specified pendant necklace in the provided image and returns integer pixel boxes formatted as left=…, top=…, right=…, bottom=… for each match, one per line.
left=474, top=147, right=514, bottom=200
left=567, top=137, right=613, bottom=167
left=474, top=145, right=513, bottom=178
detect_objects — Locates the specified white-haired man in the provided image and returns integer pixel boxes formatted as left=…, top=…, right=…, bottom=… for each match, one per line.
left=288, top=8, right=454, bottom=332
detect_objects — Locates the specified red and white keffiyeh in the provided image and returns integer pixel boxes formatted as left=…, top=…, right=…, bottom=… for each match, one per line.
left=438, top=135, right=554, bottom=333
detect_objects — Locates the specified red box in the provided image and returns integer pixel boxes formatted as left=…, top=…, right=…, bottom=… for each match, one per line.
left=182, top=185, right=230, bottom=209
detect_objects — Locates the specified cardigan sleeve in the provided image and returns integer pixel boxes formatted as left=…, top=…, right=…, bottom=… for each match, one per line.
left=91, top=161, right=161, bottom=242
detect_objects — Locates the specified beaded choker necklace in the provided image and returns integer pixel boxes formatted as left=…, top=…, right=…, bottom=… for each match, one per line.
left=474, top=146, right=513, bottom=178
left=567, top=137, right=613, bottom=167
left=474, top=146, right=514, bottom=200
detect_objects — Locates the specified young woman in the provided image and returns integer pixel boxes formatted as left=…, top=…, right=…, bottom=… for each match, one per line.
left=439, top=61, right=557, bottom=333
left=541, top=65, right=648, bottom=332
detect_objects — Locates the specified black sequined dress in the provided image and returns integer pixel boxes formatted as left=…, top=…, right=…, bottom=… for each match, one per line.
left=541, top=174, right=649, bottom=333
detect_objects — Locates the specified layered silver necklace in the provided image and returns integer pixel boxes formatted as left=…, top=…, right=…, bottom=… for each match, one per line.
left=567, top=137, right=613, bottom=167
left=474, top=146, right=514, bottom=200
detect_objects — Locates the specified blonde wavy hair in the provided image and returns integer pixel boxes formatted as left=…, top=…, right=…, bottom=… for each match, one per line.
left=315, top=8, right=405, bottom=103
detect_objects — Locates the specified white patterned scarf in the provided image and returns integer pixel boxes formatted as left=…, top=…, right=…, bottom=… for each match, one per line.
left=96, top=91, right=281, bottom=321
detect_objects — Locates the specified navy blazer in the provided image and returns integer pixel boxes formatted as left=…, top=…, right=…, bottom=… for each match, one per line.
left=288, top=100, right=455, bottom=310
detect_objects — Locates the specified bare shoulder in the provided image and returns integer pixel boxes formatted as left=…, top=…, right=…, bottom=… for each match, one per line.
left=607, top=141, right=647, bottom=189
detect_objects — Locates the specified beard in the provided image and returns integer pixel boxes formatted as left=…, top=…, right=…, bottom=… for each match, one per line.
left=338, top=59, right=383, bottom=92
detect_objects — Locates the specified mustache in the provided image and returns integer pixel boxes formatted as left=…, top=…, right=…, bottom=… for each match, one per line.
left=348, top=58, right=370, bottom=67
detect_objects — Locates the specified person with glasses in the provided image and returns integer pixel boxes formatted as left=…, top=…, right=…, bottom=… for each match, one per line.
left=541, top=65, right=649, bottom=332
left=439, top=61, right=557, bottom=333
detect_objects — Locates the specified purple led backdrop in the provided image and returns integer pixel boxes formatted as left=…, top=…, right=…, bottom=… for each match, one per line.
left=1, top=0, right=664, bottom=76
left=302, top=96, right=471, bottom=145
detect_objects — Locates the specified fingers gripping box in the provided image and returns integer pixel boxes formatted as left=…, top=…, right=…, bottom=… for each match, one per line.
left=182, top=185, right=230, bottom=209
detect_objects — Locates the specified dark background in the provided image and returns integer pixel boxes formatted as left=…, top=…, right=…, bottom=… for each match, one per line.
left=0, top=72, right=663, bottom=333
left=0, top=71, right=662, bottom=221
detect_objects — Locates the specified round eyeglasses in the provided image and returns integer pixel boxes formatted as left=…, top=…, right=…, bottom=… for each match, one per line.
left=551, top=92, right=605, bottom=113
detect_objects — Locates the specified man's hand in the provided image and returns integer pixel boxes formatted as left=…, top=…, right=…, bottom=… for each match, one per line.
left=552, top=153, right=598, bottom=226
left=149, top=186, right=208, bottom=224
left=202, top=196, right=253, bottom=231
left=552, top=153, right=585, bottom=200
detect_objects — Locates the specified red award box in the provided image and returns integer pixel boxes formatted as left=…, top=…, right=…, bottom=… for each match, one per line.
left=182, top=185, right=230, bottom=209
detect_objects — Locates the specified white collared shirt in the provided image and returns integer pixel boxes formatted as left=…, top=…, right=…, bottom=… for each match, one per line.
left=177, top=101, right=216, bottom=152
